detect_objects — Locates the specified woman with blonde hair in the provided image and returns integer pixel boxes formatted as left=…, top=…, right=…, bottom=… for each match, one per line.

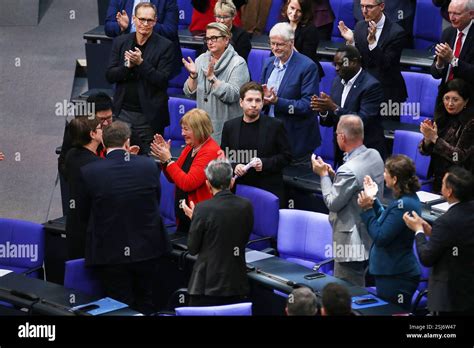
left=151, top=108, right=221, bottom=233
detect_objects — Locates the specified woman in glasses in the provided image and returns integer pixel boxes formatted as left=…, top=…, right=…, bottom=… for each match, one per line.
left=64, top=117, right=104, bottom=260
left=280, top=0, right=324, bottom=80
left=189, top=0, right=245, bottom=36
left=418, top=78, right=474, bottom=192
left=183, top=22, right=250, bottom=144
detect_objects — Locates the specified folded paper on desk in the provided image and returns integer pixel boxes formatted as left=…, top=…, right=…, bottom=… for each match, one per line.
left=416, top=191, right=443, bottom=204
left=72, top=297, right=128, bottom=315
left=0, top=269, right=13, bottom=277
left=431, top=201, right=450, bottom=214
left=245, top=250, right=274, bottom=263
left=351, top=295, right=387, bottom=310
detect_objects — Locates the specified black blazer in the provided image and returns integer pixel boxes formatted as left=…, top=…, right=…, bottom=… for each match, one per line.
left=354, top=17, right=408, bottom=102
left=320, top=69, right=386, bottom=166
left=187, top=190, right=253, bottom=297
left=415, top=201, right=474, bottom=313
left=81, top=150, right=170, bottom=266
left=430, top=25, right=474, bottom=90
left=294, top=23, right=325, bottom=80
left=106, top=32, right=175, bottom=134
left=221, top=116, right=292, bottom=202
left=64, top=147, right=103, bottom=260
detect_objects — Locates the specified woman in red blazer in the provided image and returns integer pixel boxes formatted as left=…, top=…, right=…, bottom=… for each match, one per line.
left=151, top=108, right=221, bottom=233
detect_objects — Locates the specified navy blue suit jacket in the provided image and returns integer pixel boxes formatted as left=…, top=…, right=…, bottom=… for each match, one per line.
left=81, top=150, right=170, bottom=266
left=261, top=51, right=321, bottom=158
left=361, top=194, right=421, bottom=276
left=354, top=17, right=408, bottom=103
left=320, top=69, right=386, bottom=166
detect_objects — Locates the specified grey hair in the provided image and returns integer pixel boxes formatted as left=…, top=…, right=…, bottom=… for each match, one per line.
left=103, top=120, right=131, bottom=148
left=286, top=287, right=318, bottom=316
left=269, top=22, right=295, bottom=41
left=205, top=159, right=233, bottom=190
left=374, top=0, right=385, bottom=4
left=338, top=115, right=364, bottom=141
left=466, top=0, right=474, bottom=10
left=206, top=22, right=232, bottom=38
left=214, top=0, right=237, bottom=16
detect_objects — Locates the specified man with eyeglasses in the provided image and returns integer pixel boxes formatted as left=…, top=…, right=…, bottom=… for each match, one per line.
left=430, top=0, right=474, bottom=90
left=105, top=0, right=182, bottom=77
left=338, top=0, right=408, bottom=119
left=106, top=2, right=175, bottom=155
left=261, top=22, right=320, bottom=166
left=352, top=0, right=415, bottom=47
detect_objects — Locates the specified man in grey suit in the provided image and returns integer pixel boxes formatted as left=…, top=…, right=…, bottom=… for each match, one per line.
left=311, top=115, right=384, bottom=286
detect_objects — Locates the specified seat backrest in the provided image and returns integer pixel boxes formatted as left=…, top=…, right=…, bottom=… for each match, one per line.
left=319, top=62, right=336, bottom=94
left=413, top=0, right=442, bottom=49
left=264, top=0, right=284, bottom=34
left=64, top=258, right=104, bottom=298
left=0, top=218, right=44, bottom=270
left=400, top=72, right=438, bottom=125
left=177, top=0, right=193, bottom=29
left=419, top=74, right=439, bottom=119
left=164, top=97, right=197, bottom=146
left=392, top=130, right=431, bottom=180
left=330, top=0, right=355, bottom=41
left=413, top=241, right=430, bottom=291
left=314, top=121, right=335, bottom=168
left=248, top=49, right=271, bottom=82
left=235, top=185, right=279, bottom=249
left=159, top=172, right=176, bottom=229
left=175, top=302, right=252, bottom=316
left=168, top=47, right=196, bottom=96
left=277, top=209, right=332, bottom=264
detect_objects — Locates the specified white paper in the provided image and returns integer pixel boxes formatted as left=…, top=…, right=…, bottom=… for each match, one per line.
left=431, top=201, right=450, bottom=214
left=245, top=250, right=274, bottom=263
left=0, top=269, right=13, bottom=277
left=416, top=191, right=442, bottom=204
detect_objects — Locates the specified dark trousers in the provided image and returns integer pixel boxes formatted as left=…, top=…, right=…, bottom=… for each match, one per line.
left=375, top=272, right=420, bottom=310
left=117, top=109, right=155, bottom=154
left=188, top=294, right=248, bottom=307
left=98, top=258, right=158, bottom=315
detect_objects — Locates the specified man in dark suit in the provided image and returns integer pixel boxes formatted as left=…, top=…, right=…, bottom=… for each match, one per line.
left=338, top=0, right=408, bottom=108
left=353, top=0, right=416, bottom=47
left=261, top=22, right=320, bottom=166
left=80, top=121, right=170, bottom=314
left=106, top=2, right=175, bottom=154
left=430, top=0, right=474, bottom=91
left=311, top=46, right=386, bottom=167
left=221, top=82, right=292, bottom=205
left=181, top=159, right=254, bottom=306
left=404, top=166, right=474, bottom=314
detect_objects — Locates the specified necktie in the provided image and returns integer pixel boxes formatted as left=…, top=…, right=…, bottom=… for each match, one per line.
left=448, top=32, right=463, bottom=81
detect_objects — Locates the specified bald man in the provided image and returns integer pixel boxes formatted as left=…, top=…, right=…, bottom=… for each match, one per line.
left=312, top=115, right=384, bottom=286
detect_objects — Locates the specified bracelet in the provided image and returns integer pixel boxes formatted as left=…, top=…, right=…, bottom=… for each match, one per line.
left=190, top=73, right=198, bottom=80
left=162, top=158, right=173, bottom=167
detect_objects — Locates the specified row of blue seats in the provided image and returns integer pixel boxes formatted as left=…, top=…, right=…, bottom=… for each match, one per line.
left=176, top=0, right=442, bottom=49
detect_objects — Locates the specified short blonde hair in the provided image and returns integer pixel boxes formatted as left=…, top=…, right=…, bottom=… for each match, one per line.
left=206, top=22, right=232, bottom=39
left=214, top=0, right=237, bottom=16
left=180, top=109, right=214, bottom=144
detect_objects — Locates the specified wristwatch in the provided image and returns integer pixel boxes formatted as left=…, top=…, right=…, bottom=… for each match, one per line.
left=208, top=76, right=217, bottom=84
left=162, top=158, right=173, bottom=167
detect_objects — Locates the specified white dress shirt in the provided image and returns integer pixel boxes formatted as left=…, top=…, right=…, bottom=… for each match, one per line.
left=341, top=68, right=362, bottom=108
left=368, top=14, right=386, bottom=51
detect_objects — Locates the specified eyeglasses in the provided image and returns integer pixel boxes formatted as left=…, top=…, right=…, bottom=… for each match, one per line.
left=136, top=17, right=156, bottom=25
left=203, top=35, right=225, bottom=43
left=269, top=41, right=288, bottom=48
left=98, top=115, right=113, bottom=125
left=360, top=3, right=381, bottom=10
left=215, top=15, right=232, bottom=20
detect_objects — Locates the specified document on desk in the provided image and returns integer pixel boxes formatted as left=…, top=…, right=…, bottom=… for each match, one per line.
left=245, top=250, right=274, bottom=263
left=431, top=201, right=450, bottom=214
left=0, top=269, right=13, bottom=277
left=416, top=191, right=443, bottom=204
left=72, top=297, right=128, bottom=315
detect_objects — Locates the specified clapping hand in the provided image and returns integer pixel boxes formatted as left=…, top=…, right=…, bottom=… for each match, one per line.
left=150, top=134, right=171, bottom=162
left=363, top=175, right=378, bottom=198
left=181, top=200, right=195, bottom=219
left=338, top=21, right=354, bottom=44
left=357, top=191, right=374, bottom=210
left=116, top=10, right=129, bottom=32
left=420, top=119, right=438, bottom=144
left=262, top=84, right=278, bottom=105
left=311, top=155, right=329, bottom=176
left=0, top=152, right=4, bottom=161
left=182, top=56, right=197, bottom=76
left=367, top=20, right=377, bottom=44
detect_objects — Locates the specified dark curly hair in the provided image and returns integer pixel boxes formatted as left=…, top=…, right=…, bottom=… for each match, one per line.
left=385, top=155, right=421, bottom=197
left=281, top=0, right=313, bottom=26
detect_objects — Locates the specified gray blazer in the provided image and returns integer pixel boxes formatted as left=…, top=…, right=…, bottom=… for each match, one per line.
left=320, top=145, right=385, bottom=262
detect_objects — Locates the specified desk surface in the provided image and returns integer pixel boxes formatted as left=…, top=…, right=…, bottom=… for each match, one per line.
left=84, top=26, right=434, bottom=70
left=0, top=272, right=139, bottom=316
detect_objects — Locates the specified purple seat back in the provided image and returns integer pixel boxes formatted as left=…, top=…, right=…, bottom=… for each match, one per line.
left=264, top=0, right=284, bottom=34
left=413, top=0, right=442, bottom=49
left=160, top=172, right=177, bottom=230
left=64, top=258, right=104, bottom=298
left=392, top=130, right=431, bottom=181
left=164, top=97, right=197, bottom=147
left=177, top=0, right=193, bottom=29
left=320, top=62, right=336, bottom=95
left=168, top=47, right=196, bottom=96
left=248, top=48, right=271, bottom=82
left=330, top=0, right=356, bottom=41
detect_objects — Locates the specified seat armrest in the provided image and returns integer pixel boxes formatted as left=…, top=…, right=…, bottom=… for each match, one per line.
left=312, top=258, right=334, bottom=271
